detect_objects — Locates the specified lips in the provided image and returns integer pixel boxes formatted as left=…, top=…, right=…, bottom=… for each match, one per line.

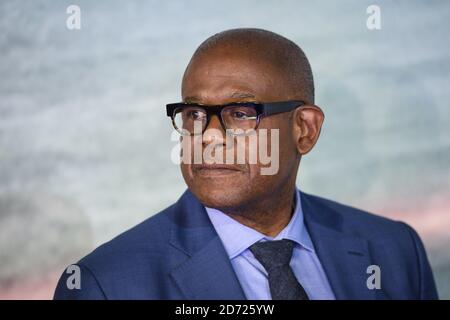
left=192, top=164, right=245, bottom=176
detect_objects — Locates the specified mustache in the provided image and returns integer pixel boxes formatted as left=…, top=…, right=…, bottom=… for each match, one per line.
left=191, top=163, right=247, bottom=172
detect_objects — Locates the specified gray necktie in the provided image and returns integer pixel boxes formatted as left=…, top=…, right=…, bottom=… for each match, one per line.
left=250, top=239, right=309, bottom=300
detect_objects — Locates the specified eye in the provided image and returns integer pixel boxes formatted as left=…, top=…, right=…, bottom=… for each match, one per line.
left=186, top=109, right=205, bottom=120
left=232, top=111, right=249, bottom=120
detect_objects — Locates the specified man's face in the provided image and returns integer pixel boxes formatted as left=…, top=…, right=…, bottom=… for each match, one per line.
left=180, top=48, right=301, bottom=211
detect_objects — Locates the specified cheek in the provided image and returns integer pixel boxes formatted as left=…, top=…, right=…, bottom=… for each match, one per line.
left=247, top=120, right=297, bottom=182
left=180, top=163, right=191, bottom=182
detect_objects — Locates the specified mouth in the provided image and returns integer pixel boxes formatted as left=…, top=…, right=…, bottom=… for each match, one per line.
left=192, top=164, right=245, bottom=177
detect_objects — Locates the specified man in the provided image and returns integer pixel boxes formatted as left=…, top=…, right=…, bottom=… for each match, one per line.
left=54, top=28, right=438, bottom=300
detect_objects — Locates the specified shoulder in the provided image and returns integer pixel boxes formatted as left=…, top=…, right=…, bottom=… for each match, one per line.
left=54, top=203, right=177, bottom=299
left=302, top=192, right=438, bottom=299
left=81, top=203, right=175, bottom=271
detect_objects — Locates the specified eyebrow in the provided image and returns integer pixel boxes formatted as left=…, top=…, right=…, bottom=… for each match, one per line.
left=184, top=92, right=256, bottom=104
left=184, top=96, right=200, bottom=104
left=230, top=92, right=256, bottom=100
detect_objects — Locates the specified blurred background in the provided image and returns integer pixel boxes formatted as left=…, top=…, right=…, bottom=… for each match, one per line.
left=0, top=0, right=449, bottom=299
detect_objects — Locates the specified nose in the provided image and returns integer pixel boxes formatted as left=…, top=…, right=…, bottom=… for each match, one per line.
left=202, top=114, right=225, bottom=146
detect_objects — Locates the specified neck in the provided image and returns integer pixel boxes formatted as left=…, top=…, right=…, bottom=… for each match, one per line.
left=225, top=184, right=297, bottom=238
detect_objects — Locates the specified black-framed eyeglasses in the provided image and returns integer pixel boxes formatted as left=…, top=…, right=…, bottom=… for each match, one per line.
left=166, top=100, right=305, bottom=135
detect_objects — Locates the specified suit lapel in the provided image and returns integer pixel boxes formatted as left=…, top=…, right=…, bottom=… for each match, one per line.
left=168, top=190, right=246, bottom=299
left=301, top=191, right=383, bottom=300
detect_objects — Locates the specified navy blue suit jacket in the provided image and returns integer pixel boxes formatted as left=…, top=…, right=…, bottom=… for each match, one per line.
left=54, top=190, right=438, bottom=299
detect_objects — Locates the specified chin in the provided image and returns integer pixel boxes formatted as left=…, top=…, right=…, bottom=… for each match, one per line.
left=189, top=183, right=250, bottom=210
left=182, top=166, right=252, bottom=208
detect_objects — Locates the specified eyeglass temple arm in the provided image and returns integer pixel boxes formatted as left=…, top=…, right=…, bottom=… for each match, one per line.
left=262, top=101, right=305, bottom=115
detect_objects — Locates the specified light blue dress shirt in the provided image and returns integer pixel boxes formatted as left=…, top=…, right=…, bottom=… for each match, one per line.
left=205, top=188, right=336, bottom=300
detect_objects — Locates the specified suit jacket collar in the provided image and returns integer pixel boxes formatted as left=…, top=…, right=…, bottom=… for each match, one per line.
left=300, top=191, right=385, bottom=299
left=167, top=189, right=387, bottom=300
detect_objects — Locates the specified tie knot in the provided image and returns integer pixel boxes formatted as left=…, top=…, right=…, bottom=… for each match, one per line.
left=250, top=239, right=295, bottom=271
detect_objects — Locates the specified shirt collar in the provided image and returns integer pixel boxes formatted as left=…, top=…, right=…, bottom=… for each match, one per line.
left=205, top=187, right=314, bottom=259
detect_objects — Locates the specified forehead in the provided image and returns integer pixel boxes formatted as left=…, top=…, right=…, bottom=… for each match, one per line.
left=182, top=50, right=290, bottom=104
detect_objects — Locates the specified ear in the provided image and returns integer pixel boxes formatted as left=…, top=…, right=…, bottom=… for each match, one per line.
left=292, top=105, right=325, bottom=155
